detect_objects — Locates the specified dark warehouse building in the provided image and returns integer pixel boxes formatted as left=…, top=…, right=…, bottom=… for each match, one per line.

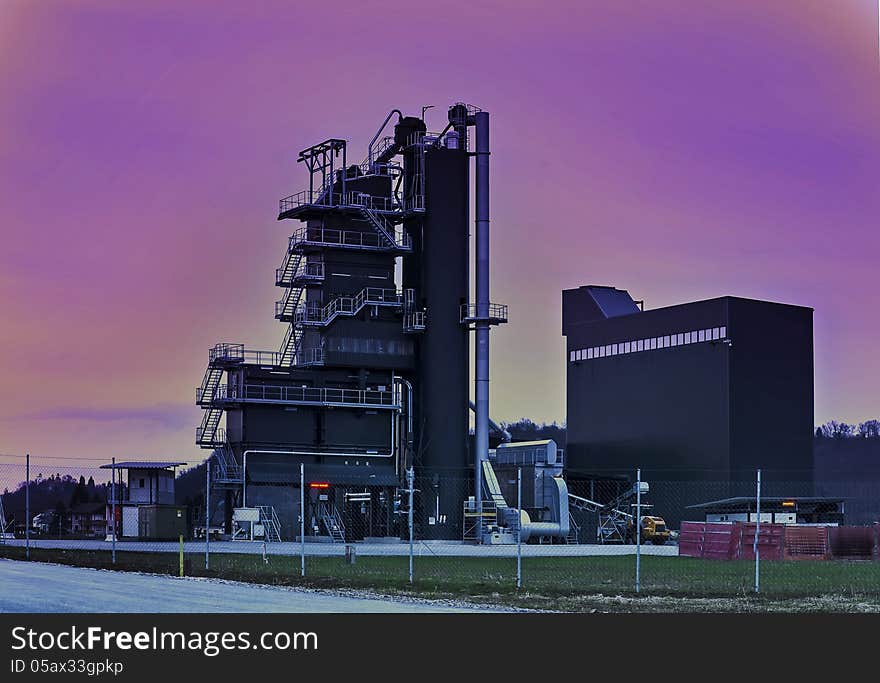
left=562, top=285, right=814, bottom=524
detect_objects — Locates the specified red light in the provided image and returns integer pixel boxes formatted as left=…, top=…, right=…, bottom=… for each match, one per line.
left=309, top=482, right=330, bottom=489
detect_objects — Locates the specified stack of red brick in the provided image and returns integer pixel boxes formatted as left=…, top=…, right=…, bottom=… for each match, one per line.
left=679, top=521, right=880, bottom=561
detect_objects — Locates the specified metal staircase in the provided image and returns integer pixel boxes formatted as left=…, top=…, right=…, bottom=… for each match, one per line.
left=257, top=506, right=282, bottom=542
left=319, top=503, right=346, bottom=543
left=196, top=365, right=224, bottom=405
left=196, top=407, right=223, bottom=448
left=360, top=205, right=398, bottom=248
left=195, top=344, right=250, bottom=448
left=295, top=287, right=402, bottom=327
left=212, top=441, right=242, bottom=485
left=274, top=285, right=305, bottom=321
left=278, top=324, right=303, bottom=366
left=275, top=250, right=303, bottom=287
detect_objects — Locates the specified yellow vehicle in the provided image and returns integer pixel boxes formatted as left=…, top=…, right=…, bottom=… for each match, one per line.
left=639, top=515, right=671, bottom=545
left=624, top=513, right=671, bottom=545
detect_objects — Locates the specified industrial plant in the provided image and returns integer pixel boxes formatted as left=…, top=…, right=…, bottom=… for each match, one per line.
left=194, top=104, right=824, bottom=547
left=195, top=103, right=572, bottom=544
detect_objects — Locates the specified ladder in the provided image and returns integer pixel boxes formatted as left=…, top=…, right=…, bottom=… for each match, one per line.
left=319, top=503, right=346, bottom=543
left=257, top=506, right=282, bottom=542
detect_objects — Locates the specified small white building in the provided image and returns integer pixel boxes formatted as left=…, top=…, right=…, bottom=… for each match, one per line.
left=101, top=461, right=186, bottom=539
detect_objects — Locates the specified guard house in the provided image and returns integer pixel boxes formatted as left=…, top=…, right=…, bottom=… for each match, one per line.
left=101, top=461, right=187, bottom=540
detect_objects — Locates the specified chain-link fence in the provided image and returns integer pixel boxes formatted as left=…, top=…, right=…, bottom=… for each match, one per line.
left=2, top=455, right=879, bottom=608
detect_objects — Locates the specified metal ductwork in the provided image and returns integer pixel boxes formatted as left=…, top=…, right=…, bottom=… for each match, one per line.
left=469, top=400, right=511, bottom=442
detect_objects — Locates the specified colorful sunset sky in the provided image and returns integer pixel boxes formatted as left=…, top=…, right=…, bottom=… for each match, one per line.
left=1, top=1, right=878, bottom=466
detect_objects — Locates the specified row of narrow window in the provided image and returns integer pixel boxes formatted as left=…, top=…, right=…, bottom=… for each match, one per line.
left=569, top=326, right=727, bottom=363
left=325, top=337, right=414, bottom=355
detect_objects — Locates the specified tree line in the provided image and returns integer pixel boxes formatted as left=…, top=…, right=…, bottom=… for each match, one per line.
left=815, top=420, right=880, bottom=439
left=500, top=417, right=880, bottom=444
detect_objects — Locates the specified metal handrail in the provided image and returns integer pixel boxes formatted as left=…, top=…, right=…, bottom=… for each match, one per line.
left=196, top=425, right=225, bottom=446
left=211, top=383, right=399, bottom=407
left=296, top=347, right=324, bottom=366
left=279, top=190, right=406, bottom=215
left=299, top=262, right=325, bottom=278
left=209, top=343, right=245, bottom=364
left=289, top=225, right=412, bottom=251
left=403, top=311, right=426, bottom=332
left=357, top=159, right=401, bottom=177
left=294, top=287, right=402, bottom=326
left=405, top=131, right=448, bottom=149
left=460, top=303, right=509, bottom=323
left=368, top=135, right=396, bottom=165
left=277, top=259, right=324, bottom=285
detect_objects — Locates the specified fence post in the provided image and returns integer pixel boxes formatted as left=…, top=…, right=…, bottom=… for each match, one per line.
left=300, top=463, right=305, bottom=577
left=635, top=467, right=641, bottom=594
left=407, top=467, right=414, bottom=585
left=516, top=467, right=522, bottom=589
left=205, top=459, right=210, bottom=571
left=25, top=453, right=30, bottom=561
left=179, top=534, right=184, bottom=577
left=111, top=456, right=116, bottom=565
left=754, top=468, right=761, bottom=594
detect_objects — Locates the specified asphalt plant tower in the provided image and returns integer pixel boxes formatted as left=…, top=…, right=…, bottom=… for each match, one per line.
left=195, top=103, right=505, bottom=541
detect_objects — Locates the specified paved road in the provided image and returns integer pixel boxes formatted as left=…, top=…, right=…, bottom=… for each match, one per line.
left=0, top=560, right=495, bottom=613
left=4, top=538, right=678, bottom=557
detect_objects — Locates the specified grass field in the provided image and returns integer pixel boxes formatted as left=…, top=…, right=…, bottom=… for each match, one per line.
left=3, top=545, right=880, bottom=611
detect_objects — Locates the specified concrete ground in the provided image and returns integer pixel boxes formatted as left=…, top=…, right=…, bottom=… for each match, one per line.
left=0, top=560, right=499, bottom=613
left=3, top=538, right=679, bottom=557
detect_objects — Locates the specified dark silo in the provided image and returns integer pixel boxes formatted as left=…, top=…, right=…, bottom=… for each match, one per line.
left=404, top=140, right=470, bottom=538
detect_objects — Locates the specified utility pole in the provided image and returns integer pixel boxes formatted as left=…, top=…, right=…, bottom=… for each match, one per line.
left=407, top=467, right=414, bottom=584
left=111, top=456, right=116, bottom=564
left=300, top=463, right=305, bottom=578
left=205, top=459, right=210, bottom=570
left=635, top=468, right=641, bottom=594
left=754, top=469, right=761, bottom=594
left=516, top=467, right=522, bottom=589
left=25, top=453, right=30, bottom=561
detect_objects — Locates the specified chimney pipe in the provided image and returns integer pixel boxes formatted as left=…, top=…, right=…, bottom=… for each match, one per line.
left=474, top=110, right=490, bottom=540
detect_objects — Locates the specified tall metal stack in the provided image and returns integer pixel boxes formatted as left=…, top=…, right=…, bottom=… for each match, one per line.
left=195, top=103, right=505, bottom=541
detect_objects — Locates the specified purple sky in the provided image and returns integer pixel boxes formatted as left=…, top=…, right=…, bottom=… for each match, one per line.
left=1, top=1, right=878, bottom=465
